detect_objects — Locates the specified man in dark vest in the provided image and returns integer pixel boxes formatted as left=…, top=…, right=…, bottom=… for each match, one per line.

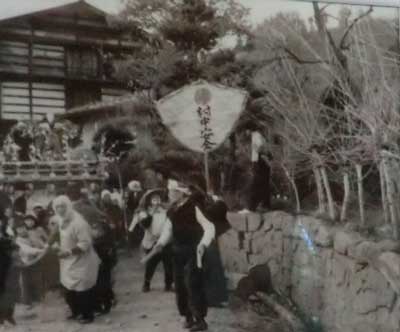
left=165, top=179, right=215, bottom=332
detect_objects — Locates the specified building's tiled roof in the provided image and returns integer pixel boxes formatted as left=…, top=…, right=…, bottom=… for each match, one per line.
left=57, top=94, right=140, bottom=119
left=0, top=0, right=108, bottom=23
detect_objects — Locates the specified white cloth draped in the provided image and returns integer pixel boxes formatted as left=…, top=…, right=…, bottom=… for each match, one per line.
left=59, top=211, right=100, bottom=291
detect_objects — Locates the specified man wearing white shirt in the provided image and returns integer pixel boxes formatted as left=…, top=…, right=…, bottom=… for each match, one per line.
left=165, top=180, right=215, bottom=332
left=129, top=190, right=173, bottom=293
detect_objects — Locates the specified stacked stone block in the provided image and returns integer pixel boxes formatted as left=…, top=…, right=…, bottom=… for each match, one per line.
left=218, top=211, right=400, bottom=332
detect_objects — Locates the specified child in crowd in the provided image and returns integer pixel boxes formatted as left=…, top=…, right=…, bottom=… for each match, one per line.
left=0, top=207, right=15, bottom=238
left=24, top=213, right=48, bottom=248
left=15, top=215, right=47, bottom=307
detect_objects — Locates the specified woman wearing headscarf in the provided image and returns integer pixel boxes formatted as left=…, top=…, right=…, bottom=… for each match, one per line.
left=53, top=195, right=100, bottom=324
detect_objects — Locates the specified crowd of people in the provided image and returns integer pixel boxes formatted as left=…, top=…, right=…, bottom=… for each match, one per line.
left=0, top=177, right=229, bottom=331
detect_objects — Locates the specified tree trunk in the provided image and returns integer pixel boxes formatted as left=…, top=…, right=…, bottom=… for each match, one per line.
left=321, top=166, right=336, bottom=220
left=340, top=170, right=350, bottom=222
left=220, top=170, right=225, bottom=194
left=313, top=166, right=326, bottom=214
left=355, top=164, right=365, bottom=227
left=313, top=167, right=326, bottom=213
left=383, top=158, right=399, bottom=240
left=379, top=160, right=389, bottom=225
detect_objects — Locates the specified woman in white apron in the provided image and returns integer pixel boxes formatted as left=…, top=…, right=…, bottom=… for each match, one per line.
left=53, top=195, right=100, bottom=324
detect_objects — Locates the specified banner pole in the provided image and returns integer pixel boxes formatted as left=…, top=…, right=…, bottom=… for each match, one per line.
left=204, top=151, right=211, bottom=193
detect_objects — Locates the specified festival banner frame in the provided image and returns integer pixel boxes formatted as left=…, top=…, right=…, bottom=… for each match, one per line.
left=156, top=80, right=248, bottom=191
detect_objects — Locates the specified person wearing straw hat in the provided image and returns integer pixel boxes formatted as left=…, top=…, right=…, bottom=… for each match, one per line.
left=129, top=188, right=173, bottom=293
left=164, top=179, right=215, bottom=332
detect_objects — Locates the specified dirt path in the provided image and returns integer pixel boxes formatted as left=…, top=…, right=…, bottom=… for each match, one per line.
left=5, top=251, right=242, bottom=332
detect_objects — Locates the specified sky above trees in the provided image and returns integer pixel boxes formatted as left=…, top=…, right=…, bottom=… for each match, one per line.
left=0, top=0, right=398, bottom=25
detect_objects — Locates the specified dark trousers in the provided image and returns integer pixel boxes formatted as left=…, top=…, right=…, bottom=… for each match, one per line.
left=173, top=245, right=207, bottom=320
left=64, top=287, right=95, bottom=319
left=249, top=159, right=271, bottom=211
left=94, top=263, right=114, bottom=313
left=20, top=264, right=43, bottom=305
left=0, top=307, right=16, bottom=325
left=144, top=245, right=173, bottom=287
left=204, top=242, right=228, bottom=306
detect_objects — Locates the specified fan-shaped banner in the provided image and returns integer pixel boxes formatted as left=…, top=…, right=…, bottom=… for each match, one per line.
left=156, top=80, right=248, bottom=153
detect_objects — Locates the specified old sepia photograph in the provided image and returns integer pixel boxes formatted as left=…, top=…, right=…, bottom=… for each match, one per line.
left=0, top=0, right=400, bottom=331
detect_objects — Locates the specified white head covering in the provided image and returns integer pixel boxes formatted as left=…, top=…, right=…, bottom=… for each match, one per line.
left=101, top=190, right=112, bottom=200
left=167, top=179, right=190, bottom=195
left=128, top=180, right=142, bottom=192
left=53, top=195, right=74, bottom=221
left=32, top=202, right=45, bottom=209
left=111, top=192, right=123, bottom=208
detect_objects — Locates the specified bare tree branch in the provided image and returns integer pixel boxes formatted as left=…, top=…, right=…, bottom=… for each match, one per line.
left=340, top=6, right=373, bottom=50
left=283, top=47, right=330, bottom=64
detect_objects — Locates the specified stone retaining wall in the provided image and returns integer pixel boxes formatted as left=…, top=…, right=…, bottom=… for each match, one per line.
left=219, top=211, right=400, bottom=332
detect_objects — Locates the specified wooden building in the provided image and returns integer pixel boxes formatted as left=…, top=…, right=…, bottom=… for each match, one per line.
left=0, top=0, right=136, bottom=184
left=0, top=0, right=134, bottom=129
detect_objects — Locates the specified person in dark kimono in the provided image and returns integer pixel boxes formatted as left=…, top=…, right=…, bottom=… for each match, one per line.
left=74, top=190, right=106, bottom=228
left=126, top=181, right=143, bottom=219
left=12, top=123, right=33, bottom=161
left=72, top=190, right=116, bottom=313
left=0, top=236, right=20, bottom=326
left=91, top=220, right=117, bottom=315
left=101, top=190, right=123, bottom=245
left=0, top=185, right=12, bottom=219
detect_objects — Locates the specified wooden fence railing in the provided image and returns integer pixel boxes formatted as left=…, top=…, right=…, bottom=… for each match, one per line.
left=0, top=159, right=108, bottom=183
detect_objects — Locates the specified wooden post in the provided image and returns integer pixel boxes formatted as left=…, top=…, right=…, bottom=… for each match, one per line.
left=204, top=151, right=211, bottom=193
left=355, top=164, right=365, bottom=227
